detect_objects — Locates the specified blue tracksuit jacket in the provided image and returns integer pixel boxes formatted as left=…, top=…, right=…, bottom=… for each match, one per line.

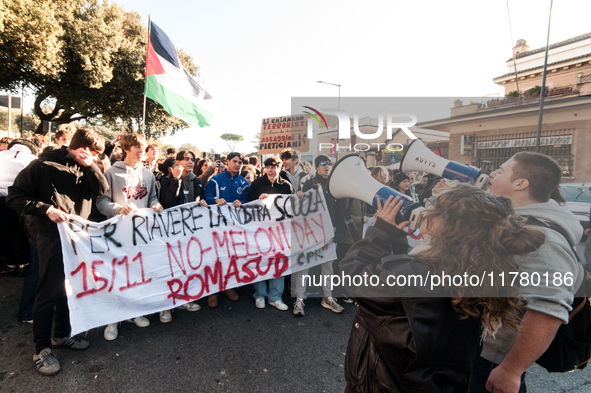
left=205, top=171, right=250, bottom=205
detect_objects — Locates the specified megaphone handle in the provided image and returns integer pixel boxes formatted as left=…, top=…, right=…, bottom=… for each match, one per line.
left=407, top=206, right=425, bottom=231
left=400, top=202, right=422, bottom=223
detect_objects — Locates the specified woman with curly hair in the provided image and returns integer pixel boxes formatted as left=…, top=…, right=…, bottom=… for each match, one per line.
left=340, top=184, right=545, bottom=393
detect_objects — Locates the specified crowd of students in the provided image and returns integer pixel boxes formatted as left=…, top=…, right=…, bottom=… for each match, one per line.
left=1, top=128, right=587, bottom=393
left=0, top=129, right=355, bottom=376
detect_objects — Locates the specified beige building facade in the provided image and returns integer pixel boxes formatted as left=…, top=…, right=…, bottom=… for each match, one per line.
left=418, top=32, right=591, bottom=182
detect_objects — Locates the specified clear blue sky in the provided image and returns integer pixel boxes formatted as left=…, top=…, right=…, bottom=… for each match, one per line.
left=21, top=0, right=591, bottom=152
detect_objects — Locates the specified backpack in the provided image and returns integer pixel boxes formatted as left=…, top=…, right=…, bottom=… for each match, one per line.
left=526, top=216, right=591, bottom=372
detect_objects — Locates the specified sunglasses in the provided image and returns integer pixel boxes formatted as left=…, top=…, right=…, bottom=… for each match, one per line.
left=319, top=161, right=333, bottom=166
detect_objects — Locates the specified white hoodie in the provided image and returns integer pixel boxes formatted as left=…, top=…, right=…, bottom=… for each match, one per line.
left=96, top=161, right=159, bottom=218
left=0, top=145, right=37, bottom=196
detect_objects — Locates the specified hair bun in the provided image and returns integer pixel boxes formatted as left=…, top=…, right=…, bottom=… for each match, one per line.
left=497, top=216, right=545, bottom=255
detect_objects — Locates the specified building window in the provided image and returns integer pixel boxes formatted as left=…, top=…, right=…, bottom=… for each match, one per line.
left=474, top=129, right=573, bottom=176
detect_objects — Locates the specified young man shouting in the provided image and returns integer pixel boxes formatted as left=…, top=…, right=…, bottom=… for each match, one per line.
left=466, top=152, right=584, bottom=393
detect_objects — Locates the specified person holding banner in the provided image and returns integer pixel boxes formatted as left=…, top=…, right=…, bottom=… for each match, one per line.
left=293, top=155, right=344, bottom=316
left=157, top=150, right=206, bottom=323
left=280, top=149, right=307, bottom=192
left=204, top=151, right=250, bottom=307
left=160, top=150, right=207, bottom=209
left=96, top=133, right=163, bottom=341
left=6, top=128, right=108, bottom=376
left=247, top=156, right=294, bottom=311
left=340, top=186, right=545, bottom=393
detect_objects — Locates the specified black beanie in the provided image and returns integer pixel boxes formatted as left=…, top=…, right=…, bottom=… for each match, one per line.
left=393, top=173, right=410, bottom=186
left=314, top=155, right=332, bottom=168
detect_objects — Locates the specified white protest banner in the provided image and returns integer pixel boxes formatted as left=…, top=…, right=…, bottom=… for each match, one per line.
left=405, top=227, right=424, bottom=249
left=58, top=188, right=336, bottom=336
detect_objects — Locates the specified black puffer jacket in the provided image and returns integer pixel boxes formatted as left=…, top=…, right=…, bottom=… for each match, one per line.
left=246, top=174, right=294, bottom=202
left=159, top=172, right=206, bottom=208
left=340, top=219, right=482, bottom=393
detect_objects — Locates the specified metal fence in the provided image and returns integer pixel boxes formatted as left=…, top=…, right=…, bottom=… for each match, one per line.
left=474, top=129, right=574, bottom=176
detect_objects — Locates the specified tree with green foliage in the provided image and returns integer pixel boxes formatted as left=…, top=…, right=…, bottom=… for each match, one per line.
left=220, top=133, right=244, bottom=152
left=0, top=0, right=201, bottom=139
left=206, top=148, right=217, bottom=161
left=15, top=112, right=40, bottom=136
left=160, top=144, right=176, bottom=156
left=178, top=143, right=200, bottom=156
left=82, top=119, right=122, bottom=144
left=251, top=132, right=260, bottom=150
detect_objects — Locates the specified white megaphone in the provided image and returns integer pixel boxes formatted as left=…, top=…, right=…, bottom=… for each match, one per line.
left=328, top=154, right=423, bottom=226
left=400, top=139, right=489, bottom=188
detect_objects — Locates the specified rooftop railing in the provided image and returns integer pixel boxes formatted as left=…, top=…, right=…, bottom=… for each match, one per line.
left=482, top=85, right=578, bottom=109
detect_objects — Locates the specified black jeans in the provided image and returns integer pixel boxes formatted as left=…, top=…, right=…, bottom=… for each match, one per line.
left=18, top=238, right=39, bottom=321
left=33, top=235, right=71, bottom=353
left=0, top=196, right=30, bottom=270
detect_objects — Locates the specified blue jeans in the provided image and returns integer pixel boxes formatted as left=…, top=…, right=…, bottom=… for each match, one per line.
left=469, top=356, right=526, bottom=393
left=253, top=277, right=284, bottom=303
left=17, top=238, right=39, bottom=321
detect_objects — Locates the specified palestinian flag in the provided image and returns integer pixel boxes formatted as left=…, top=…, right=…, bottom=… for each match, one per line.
left=145, top=21, right=213, bottom=127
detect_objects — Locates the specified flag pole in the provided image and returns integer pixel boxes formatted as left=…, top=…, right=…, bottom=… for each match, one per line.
left=535, top=0, right=553, bottom=152
left=142, top=15, right=151, bottom=137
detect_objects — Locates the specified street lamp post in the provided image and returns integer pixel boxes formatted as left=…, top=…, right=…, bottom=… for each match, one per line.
left=317, top=81, right=341, bottom=161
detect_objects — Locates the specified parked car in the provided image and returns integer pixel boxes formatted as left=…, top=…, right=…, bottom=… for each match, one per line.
left=560, top=183, right=590, bottom=230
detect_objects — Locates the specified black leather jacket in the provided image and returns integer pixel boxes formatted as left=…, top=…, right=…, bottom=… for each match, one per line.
left=340, top=219, right=482, bottom=392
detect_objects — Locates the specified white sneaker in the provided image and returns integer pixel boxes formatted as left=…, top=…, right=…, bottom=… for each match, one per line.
left=159, top=310, right=172, bottom=323
left=293, top=298, right=305, bottom=316
left=255, top=298, right=265, bottom=309
left=104, top=323, right=118, bottom=341
left=321, top=297, right=344, bottom=314
left=269, top=300, right=288, bottom=311
left=125, top=316, right=150, bottom=327
left=177, top=302, right=201, bottom=311
left=33, top=348, right=60, bottom=376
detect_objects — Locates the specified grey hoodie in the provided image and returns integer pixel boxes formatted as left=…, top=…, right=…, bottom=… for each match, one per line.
left=481, top=200, right=585, bottom=364
left=96, top=161, right=159, bottom=219
left=283, top=165, right=307, bottom=193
